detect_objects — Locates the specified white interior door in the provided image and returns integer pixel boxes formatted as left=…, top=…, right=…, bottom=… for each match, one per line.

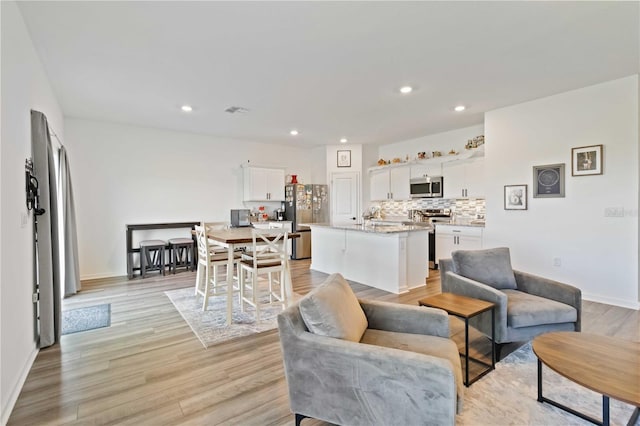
left=331, top=172, right=360, bottom=225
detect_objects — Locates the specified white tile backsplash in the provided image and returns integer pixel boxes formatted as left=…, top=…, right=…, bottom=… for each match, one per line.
left=379, top=198, right=486, bottom=220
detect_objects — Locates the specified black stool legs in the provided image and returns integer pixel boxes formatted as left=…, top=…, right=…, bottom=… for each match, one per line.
left=140, top=240, right=167, bottom=278
left=168, top=238, right=195, bottom=274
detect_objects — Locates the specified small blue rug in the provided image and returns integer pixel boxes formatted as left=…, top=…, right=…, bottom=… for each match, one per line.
left=62, top=304, right=111, bottom=335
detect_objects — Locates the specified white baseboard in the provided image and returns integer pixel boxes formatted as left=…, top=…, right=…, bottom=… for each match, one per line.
left=1, top=346, right=38, bottom=425
left=583, top=292, right=640, bottom=311
left=80, top=271, right=123, bottom=281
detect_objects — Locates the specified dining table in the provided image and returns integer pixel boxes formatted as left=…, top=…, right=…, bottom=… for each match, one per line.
left=203, top=226, right=300, bottom=326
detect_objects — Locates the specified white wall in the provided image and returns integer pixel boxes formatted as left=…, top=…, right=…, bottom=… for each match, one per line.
left=64, top=118, right=314, bottom=279
left=1, top=1, right=64, bottom=422
left=378, top=124, right=484, bottom=165
left=310, top=146, right=327, bottom=184
left=484, top=75, right=639, bottom=309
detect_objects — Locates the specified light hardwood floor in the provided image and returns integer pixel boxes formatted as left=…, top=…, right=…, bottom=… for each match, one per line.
left=8, top=260, right=639, bottom=425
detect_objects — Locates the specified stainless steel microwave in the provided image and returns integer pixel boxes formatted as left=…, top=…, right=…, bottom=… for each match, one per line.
left=410, top=176, right=443, bottom=198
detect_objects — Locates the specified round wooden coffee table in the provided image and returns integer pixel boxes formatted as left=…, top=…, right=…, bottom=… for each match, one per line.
left=532, top=331, right=640, bottom=426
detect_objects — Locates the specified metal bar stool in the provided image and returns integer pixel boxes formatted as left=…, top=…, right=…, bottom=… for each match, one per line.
left=139, top=240, right=167, bottom=278
left=168, top=237, right=195, bottom=274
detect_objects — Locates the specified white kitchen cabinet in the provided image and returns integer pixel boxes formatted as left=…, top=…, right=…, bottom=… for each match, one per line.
left=442, top=158, right=485, bottom=199
left=310, top=225, right=429, bottom=294
left=435, top=225, right=483, bottom=265
left=243, top=167, right=285, bottom=201
left=369, top=167, right=410, bottom=200
left=410, top=163, right=443, bottom=179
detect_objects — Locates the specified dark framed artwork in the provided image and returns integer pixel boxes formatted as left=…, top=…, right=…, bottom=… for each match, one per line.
left=572, top=144, right=603, bottom=176
left=504, top=184, right=527, bottom=210
left=337, top=150, right=351, bottom=167
left=533, top=163, right=565, bottom=198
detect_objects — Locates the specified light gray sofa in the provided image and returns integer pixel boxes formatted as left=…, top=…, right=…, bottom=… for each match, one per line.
left=440, top=247, right=581, bottom=360
left=278, top=273, right=463, bottom=426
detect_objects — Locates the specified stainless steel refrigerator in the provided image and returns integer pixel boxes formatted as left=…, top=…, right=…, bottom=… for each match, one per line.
left=284, top=184, right=329, bottom=259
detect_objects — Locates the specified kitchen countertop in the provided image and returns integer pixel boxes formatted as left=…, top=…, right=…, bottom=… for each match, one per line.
left=309, top=222, right=432, bottom=234
left=436, top=220, right=485, bottom=228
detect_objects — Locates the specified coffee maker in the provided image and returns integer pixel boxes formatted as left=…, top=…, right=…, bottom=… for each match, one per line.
left=275, top=202, right=285, bottom=221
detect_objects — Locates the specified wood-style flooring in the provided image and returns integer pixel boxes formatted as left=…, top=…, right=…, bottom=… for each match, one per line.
left=8, top=260, right=639, bottom=425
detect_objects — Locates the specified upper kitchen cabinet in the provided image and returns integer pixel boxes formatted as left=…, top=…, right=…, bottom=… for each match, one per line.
left=370, top=167, right=411, bottom=200
left=243, top=166, right=285, bottom=201
left=443, top=158, right=485, bottom=199
left=410, top=163, right=443, bottom=179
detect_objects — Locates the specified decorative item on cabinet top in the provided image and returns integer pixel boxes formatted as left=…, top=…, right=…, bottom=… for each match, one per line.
left=465, top=135, right=485, bottom=150
left=369, top=144, right=484, bottom=172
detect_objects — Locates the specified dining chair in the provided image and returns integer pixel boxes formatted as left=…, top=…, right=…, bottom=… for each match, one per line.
left=194, top=225, right=240, bottom=310
left=201, top=221, right=231, bottom=254
left=239, top=228, right=289, bottom=322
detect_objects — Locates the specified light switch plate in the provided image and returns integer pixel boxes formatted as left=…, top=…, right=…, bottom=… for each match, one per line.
left=604, top=207, right=624, bottom=217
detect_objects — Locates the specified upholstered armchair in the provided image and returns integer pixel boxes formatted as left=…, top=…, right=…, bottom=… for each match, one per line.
left=278, top=273, right=463, bottom=426
left=439, top=247, right=581, bottom=360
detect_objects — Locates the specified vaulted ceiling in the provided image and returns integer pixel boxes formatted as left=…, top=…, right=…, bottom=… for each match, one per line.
left=18, top=1, right=640, bottom=147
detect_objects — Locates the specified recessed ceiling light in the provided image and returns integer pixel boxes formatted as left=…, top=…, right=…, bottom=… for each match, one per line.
left=290, top=129, right=299, bottom=136
left=454, top=105, right=466, bottom=112
left=399, top=86, right=413, bottom=94
left=340, top=138, right=348, bottom=143
left=181, top=105, right=193, bottom=112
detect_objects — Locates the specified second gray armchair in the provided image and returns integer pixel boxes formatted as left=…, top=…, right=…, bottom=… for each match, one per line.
left=440, top=247, right=581, bottom=360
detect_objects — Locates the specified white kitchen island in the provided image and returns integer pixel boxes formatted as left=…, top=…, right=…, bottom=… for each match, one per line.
left=309, top=223, right=429, bottom=294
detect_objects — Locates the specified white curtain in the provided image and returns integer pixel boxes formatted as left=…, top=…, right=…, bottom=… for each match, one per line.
left=31, top=110, right=81, bottom=347
left=58, top=146, right=81, bottom=297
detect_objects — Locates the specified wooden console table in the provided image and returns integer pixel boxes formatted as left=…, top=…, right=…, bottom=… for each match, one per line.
left=126, top=222, right=200, bottom=279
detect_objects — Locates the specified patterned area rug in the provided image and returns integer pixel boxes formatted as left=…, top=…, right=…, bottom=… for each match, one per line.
left=459, top=342, right=639, bottom=425
left=165, top=286, right=298, bottom=348
left=61, top=304, right=111, bottom=335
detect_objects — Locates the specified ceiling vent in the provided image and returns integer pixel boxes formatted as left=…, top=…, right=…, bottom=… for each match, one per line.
left=224, top=106, right=249, bottom=114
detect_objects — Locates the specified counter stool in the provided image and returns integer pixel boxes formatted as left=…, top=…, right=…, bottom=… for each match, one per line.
left=169, top=237, right=195, bottom=274
left=140, top=240, right=167, bottom=278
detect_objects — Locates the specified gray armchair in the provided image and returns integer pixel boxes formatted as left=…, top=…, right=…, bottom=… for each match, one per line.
left=278, top=273, right=463, bottom=426
left=440, top=247, right=581, bottom=360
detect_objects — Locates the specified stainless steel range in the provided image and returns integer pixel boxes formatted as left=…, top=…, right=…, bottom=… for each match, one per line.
left=409, top=208, right=452, bottom=269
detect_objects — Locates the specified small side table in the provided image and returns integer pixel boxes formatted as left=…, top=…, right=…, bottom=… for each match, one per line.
left=418, top=292, right=495, bottom=386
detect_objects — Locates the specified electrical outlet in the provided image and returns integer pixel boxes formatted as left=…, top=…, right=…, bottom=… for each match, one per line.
left=20, top=212, right=28, bottom=228
left=553, top=257, right=561, bottom=267
left=604, top=207, right=624, bottom=217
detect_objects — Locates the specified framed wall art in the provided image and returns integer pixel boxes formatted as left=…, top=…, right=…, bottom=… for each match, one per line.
left=337, top=150, right=351, bottom=167
left=572, top=144, right=603, bottom=176
left=504, top=184, right=527, bottom=210
left=533, top=163, right=565, bottom=198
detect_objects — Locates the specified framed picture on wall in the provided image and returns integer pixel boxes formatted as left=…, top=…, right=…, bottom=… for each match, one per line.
left=572, top=144, right=603, bottom=176
left=337, top=150, right=351, bottom=167
left=504, top=184, right=527, bottom=210
left=533, top=163, right=565, bottom=198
